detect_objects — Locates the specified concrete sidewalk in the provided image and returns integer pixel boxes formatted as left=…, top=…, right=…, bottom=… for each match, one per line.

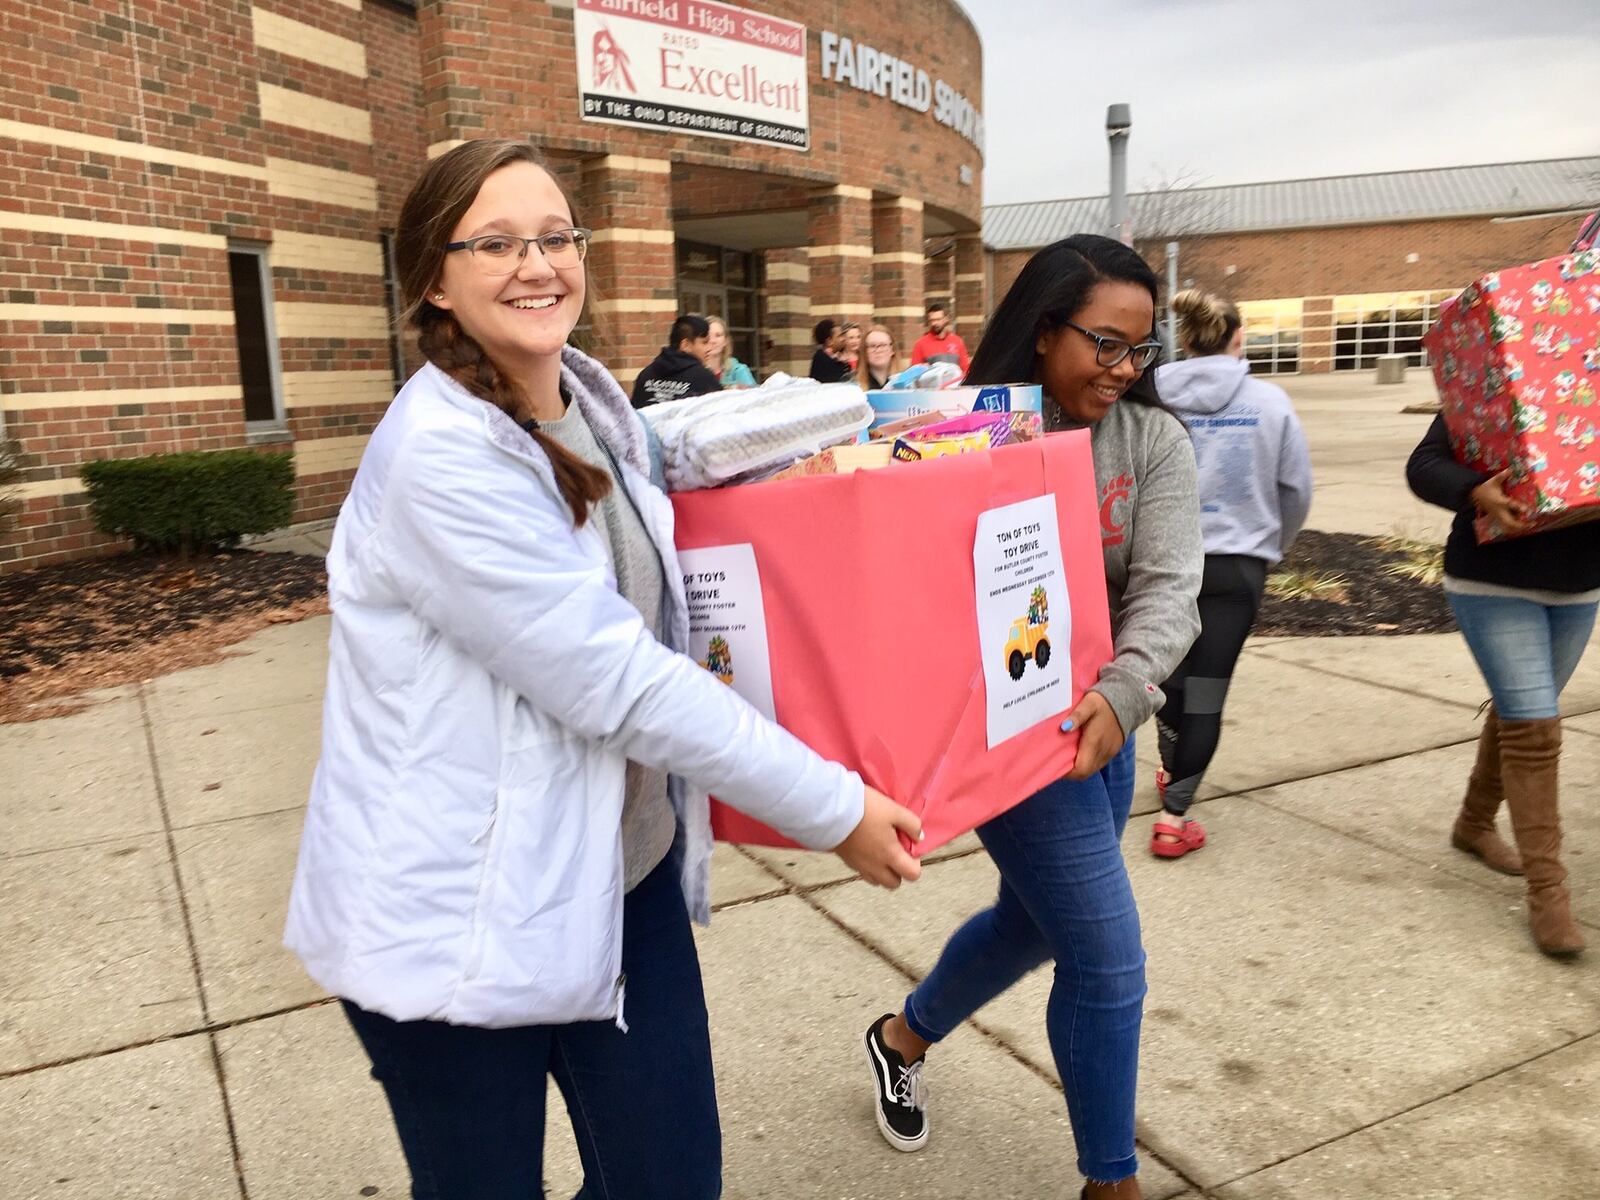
left=5, top=373, right=1599, bottom=1197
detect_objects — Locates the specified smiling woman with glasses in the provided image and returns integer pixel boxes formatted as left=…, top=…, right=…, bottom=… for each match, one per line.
left=1060, top=320, right=1164, bottom=371
left=859, top=234, right=1202, bottom=1200
left=445, top=227, right=592, bottom=272
left=286, top=137, right=923, bottom=1200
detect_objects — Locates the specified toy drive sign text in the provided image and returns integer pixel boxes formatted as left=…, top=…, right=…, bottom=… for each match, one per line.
left=576, top=0, right=809, bottom=149
left=973, top=495, right=1070, bottom=748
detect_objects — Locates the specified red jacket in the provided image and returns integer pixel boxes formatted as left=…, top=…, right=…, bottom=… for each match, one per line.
left=911, top=330, right=970, bottom=372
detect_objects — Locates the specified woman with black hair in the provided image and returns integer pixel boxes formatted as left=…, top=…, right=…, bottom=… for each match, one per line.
left=860, top=235, right=1202, bottom=1199
left=809, top=317, right=855, bottom=383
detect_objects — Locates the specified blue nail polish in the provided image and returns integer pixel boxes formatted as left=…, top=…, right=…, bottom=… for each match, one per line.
left=1060, top=719, right=1075, bottom=732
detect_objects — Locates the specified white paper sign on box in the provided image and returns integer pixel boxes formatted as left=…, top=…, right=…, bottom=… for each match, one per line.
left=677, top=543, right=776, bottom=722
left=973, top=495, right=1072, bottom=748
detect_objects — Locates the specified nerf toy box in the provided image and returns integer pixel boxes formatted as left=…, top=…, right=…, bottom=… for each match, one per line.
left=864, top=383, right=1043, bottom=439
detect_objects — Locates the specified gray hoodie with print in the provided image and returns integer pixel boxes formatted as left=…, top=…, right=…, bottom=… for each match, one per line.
left=1051, top=398, right=1204, bottom=737
left=1154, top=355, right=1313, bottom=565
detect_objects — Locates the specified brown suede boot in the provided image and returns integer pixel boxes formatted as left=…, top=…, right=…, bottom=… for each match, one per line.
left=1450, top=707, right=1523, bottom=875
left=1498, top=717, right=1585, bottom=957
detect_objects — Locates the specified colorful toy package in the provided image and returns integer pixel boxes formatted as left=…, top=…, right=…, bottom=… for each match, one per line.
left=1424, top=245, right=1600, bottom=540
left=864, top=383, right=1043, bottom=438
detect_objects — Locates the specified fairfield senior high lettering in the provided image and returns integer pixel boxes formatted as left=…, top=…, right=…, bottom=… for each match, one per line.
left=818, top=30, right=984, bottom=153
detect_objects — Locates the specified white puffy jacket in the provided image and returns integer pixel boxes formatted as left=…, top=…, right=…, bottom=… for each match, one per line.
left=284, top=351, right=865, bottom=1029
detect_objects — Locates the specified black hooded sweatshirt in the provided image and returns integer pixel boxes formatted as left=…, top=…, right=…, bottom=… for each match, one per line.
left=1406, top=415, right=1600, bottom=593
left=631, top=347, right=722, bottom=409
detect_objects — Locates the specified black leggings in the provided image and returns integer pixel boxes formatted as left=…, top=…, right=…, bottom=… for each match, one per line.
left=1155, top=554, right=1268, bottom=816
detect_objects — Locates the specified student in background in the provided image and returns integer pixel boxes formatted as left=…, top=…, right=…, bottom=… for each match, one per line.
left=809, top=318, right=855, bottom=383
left=858, top=324, right=900, bottom=391
left=706, top=315, right=755, bottom=389
left=1149, top=289, right=1312, bottom=858
left=841, top=321, right=863, bottom=371
left=631, top=313, right=724, bottom=408
left=910, top=303, right=971, bottom=374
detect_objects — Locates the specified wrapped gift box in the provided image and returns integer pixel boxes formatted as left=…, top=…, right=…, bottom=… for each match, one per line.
left=1425, top=247, right=1600, bottom=539
left=671, top=431, right=1113, bottom=855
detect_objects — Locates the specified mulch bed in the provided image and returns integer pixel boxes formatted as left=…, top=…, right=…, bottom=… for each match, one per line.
left=0, top=528, right=1452, bottom=722
left=1258, top=530, right=1455, bottom=637
left=0, top=549, right=328, bottom=722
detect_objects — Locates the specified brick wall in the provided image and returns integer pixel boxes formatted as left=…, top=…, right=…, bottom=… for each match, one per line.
left=1, top=0, right=410, bottom=570
left=414, top=0, right=986, bottom=386
left=3, top=0, right=986, bottom=569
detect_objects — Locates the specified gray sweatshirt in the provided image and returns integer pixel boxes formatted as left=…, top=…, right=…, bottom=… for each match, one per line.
left=1155, top=356, right=1313, bottom=565
left=539, top=399, right=677, bottom=893
left=1049, top=398, right=1204, bottom=736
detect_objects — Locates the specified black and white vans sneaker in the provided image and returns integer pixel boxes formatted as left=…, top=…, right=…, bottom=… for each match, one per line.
left=863, top=1013, right=929, bottom=1152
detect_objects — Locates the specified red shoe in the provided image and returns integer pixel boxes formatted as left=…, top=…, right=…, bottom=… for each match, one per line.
left=1150, top=817, right=1206, bottom=859
left=1155, top=767, right=1169, bottom=807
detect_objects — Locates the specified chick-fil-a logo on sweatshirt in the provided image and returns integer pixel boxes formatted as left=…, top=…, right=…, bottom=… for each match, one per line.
left=1100, top=473, right=1134, bottom=547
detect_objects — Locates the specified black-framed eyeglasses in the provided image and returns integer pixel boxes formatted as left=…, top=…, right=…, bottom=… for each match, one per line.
left=1063, top=321, right=1162, bottom=370
left=444, top=228, right=592, bottom=274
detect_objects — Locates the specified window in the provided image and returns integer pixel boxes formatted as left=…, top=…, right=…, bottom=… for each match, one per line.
left=1332, top=290, right=1459, bottom=371
left=226, top=245, right=284, bottom=426
left=675, top=240, right=764, bottom=374
left=380, top=232, right=406, bottom=390
left=1237, top=298, right=1303, bottom=376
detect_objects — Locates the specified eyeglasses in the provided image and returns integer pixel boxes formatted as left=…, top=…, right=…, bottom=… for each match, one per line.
left=444, top=228, right=592, bottom=274
left=1062, top=321, right=1162, bottom=370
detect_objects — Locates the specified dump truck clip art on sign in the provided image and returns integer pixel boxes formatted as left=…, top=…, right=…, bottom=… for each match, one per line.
left=701, top=636, right=734, bottom=686
left=1004, top=586, right=1051, bottom=681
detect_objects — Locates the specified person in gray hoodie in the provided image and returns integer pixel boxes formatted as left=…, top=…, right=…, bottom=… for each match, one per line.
left=861, top=236, right=1201, bottom=1200
left=1148, top=290, right=1313, bottom=858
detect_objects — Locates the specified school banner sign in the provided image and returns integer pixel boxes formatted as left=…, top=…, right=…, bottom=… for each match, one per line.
left=575, top=0, right=810, bottom=150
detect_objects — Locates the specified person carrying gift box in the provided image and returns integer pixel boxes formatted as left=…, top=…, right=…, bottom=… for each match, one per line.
left=284, top=138, right=925, bottom=1200
left=860, top=234, right=1202, bottom=1200
left=1407, top=416, right=1599, bottom=957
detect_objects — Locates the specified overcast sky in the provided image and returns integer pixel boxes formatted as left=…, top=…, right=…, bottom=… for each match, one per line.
left=962, top=0, right=1600, bottom=205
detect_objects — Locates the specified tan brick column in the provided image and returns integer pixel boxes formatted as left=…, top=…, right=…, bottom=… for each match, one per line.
left=1300, top=297, right=1334, bottom=375
left=953, top=233, right=989, bottom=344
left=578, top=155, right=678, bottom=391
left=761, top=248, right=811, bottom=379
left=415, top=0, right=488, bottom=158
left=872, top=196, right=926, bottom=365
left=807, top=185, right=875, bottom=335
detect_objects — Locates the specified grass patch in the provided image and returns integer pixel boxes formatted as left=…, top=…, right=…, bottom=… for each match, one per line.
left=1266, top=567, right=1351, bottom=604
left=1374, top=533, right=1445, bottom=586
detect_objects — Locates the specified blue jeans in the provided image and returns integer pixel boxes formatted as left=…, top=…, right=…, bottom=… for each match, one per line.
left=903, top=739, right=1146, bottom=1183
left=1448, top=592, right=1598, bottom=719
left=342, top=857, right=720, bottom=1200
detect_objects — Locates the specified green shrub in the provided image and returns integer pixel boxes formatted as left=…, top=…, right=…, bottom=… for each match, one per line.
left=80, top=450, right=295, bottom=554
